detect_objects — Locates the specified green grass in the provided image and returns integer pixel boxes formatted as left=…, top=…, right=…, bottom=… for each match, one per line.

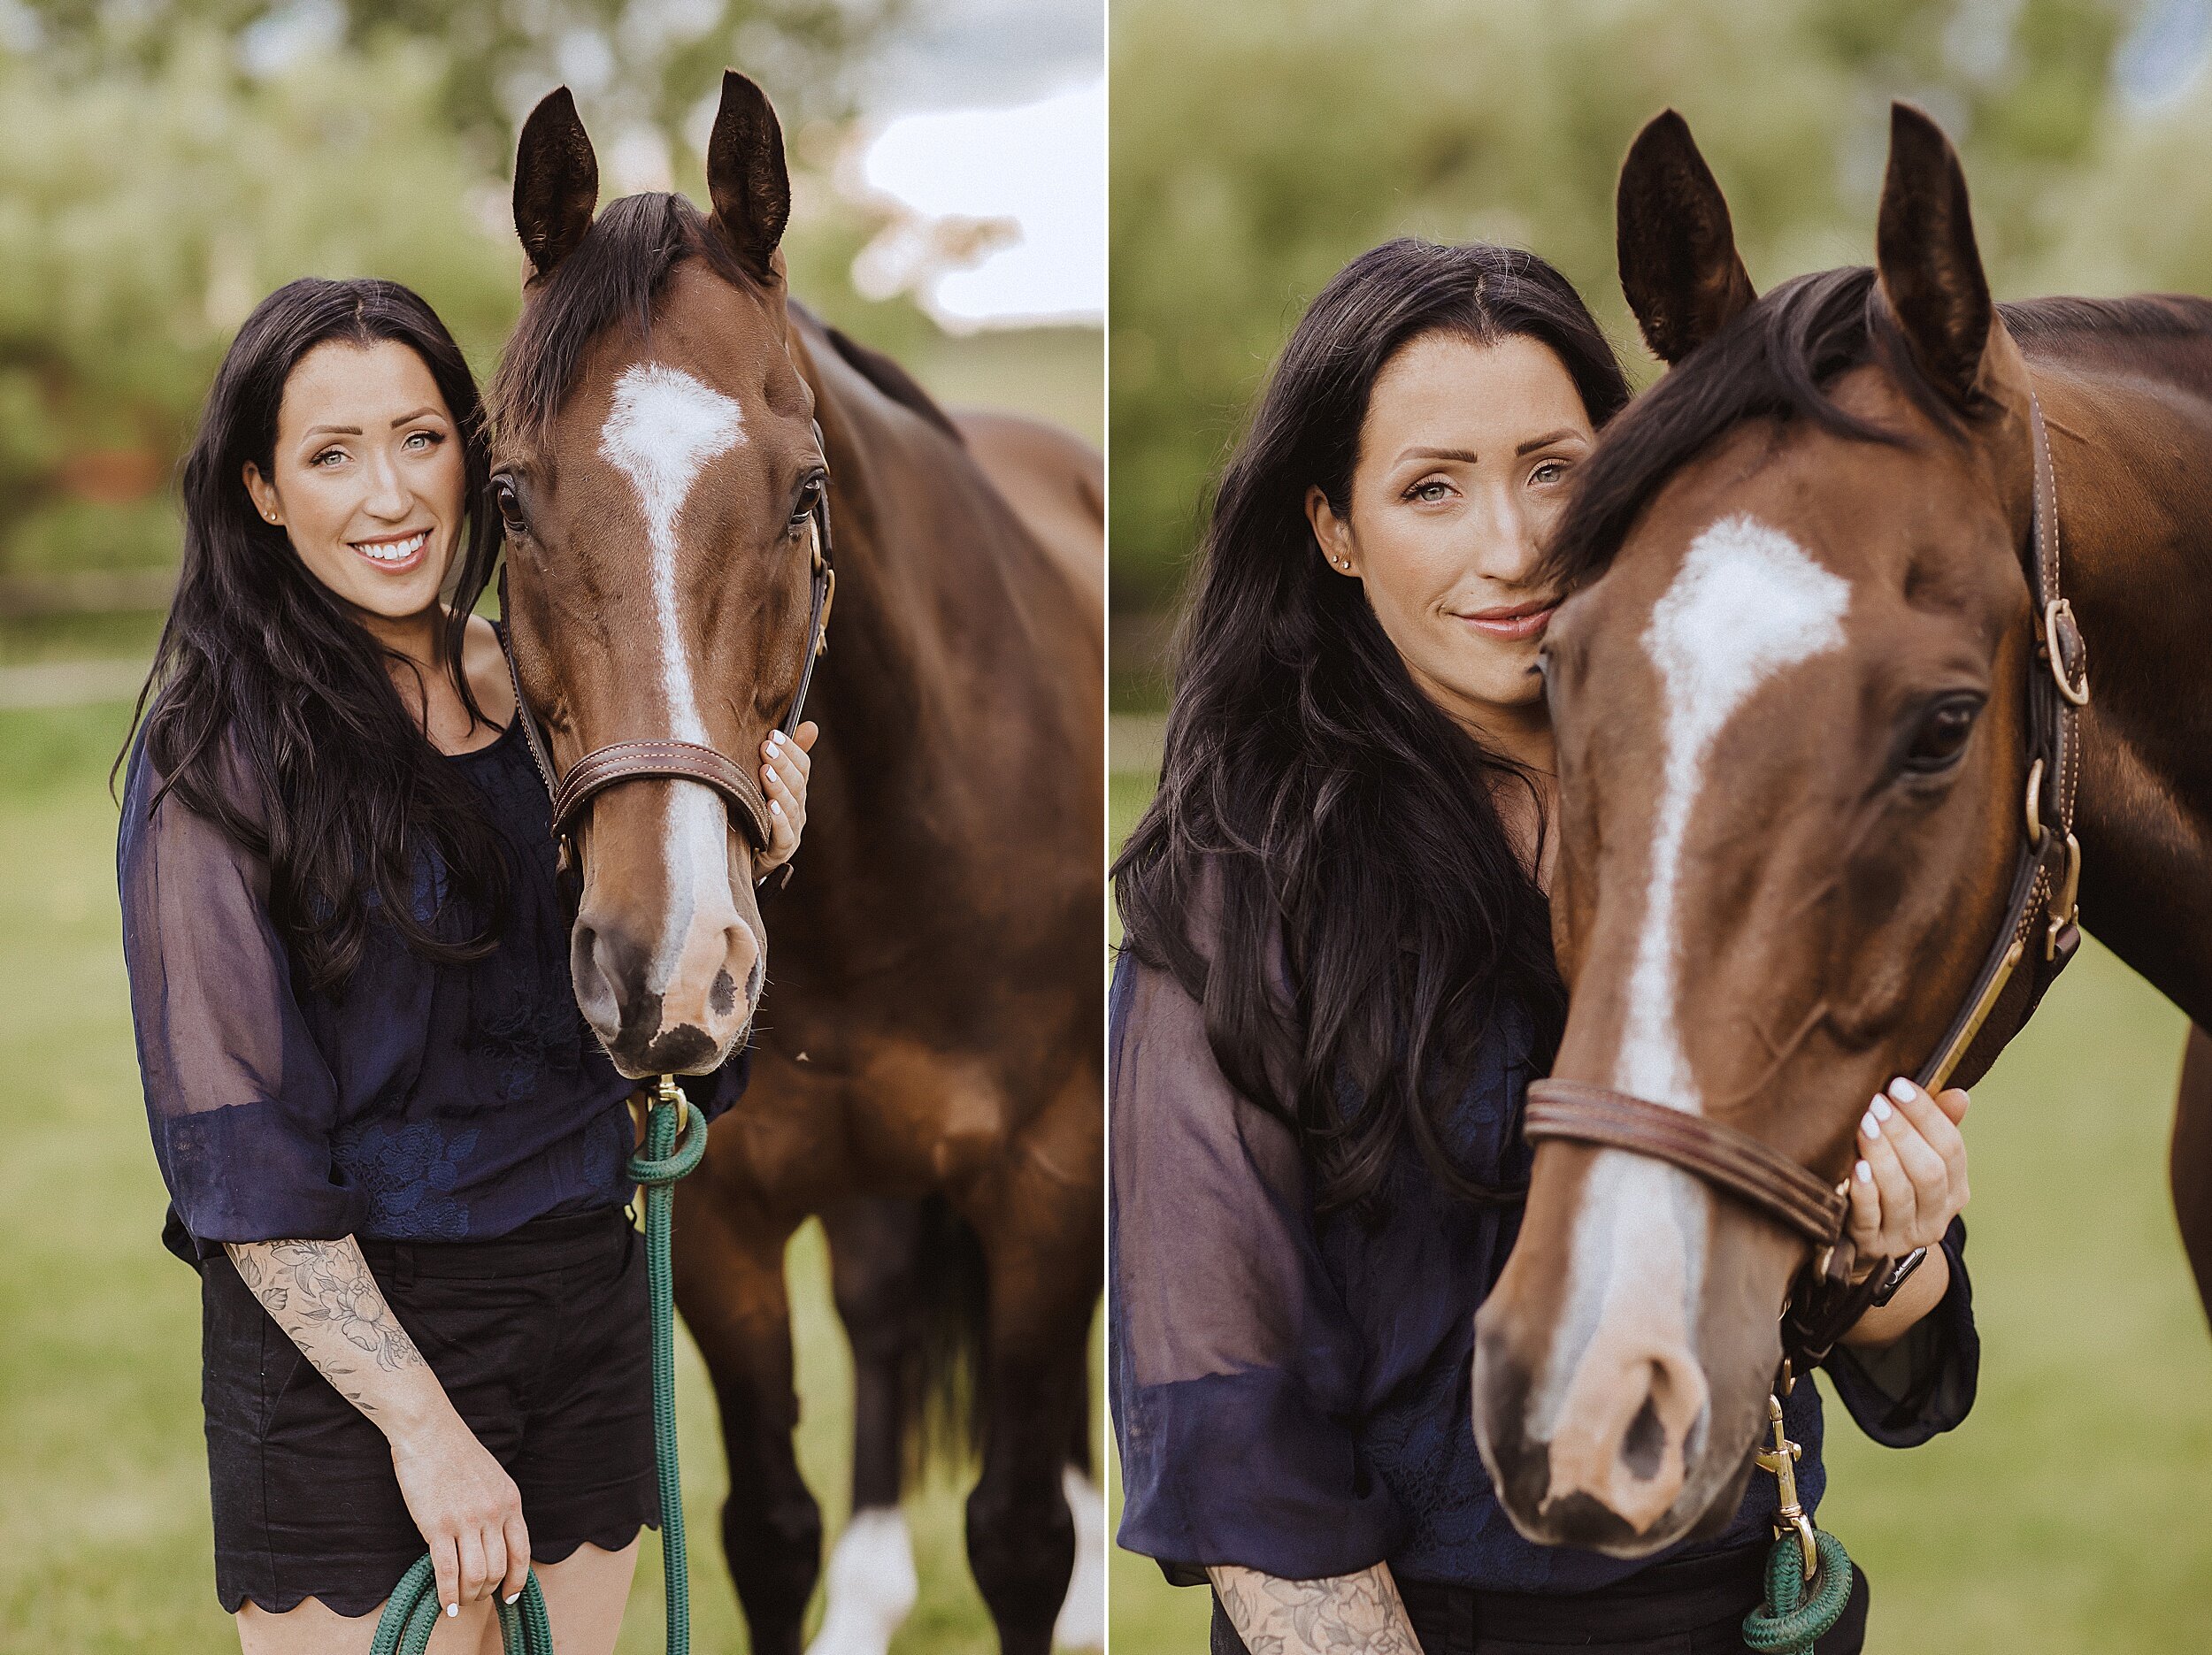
left=1104, top=751, right=2212, bottom=1655
left=0, top=700, right=1048, bottom=1652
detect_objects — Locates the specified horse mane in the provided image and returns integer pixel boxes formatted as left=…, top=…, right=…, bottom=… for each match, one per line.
left=1547, top=276, right=2212, bottom=594
left=797, top=303, right=964, bottom=444
left=488, top=190, right=963, bottom=446
left=1543, top=265, right=1961, bottom=591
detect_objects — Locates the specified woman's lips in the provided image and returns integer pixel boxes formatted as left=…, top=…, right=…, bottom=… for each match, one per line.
left=349, top=528, right=432, bottom=573
left=1456, top=601, right=1556, bottom=641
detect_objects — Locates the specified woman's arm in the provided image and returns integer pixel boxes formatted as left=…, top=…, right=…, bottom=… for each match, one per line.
left=225, top=1237, right=530, bottom=1617
left=1207, top=1563, right=1424, bottom=1655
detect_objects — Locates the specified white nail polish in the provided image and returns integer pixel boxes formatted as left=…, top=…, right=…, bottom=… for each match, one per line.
left=447, top=1605, right=459, bottom=1618
left=1862, top=1113, right=1881, bottom=1139
left=1855, top=1160, right=1873, bottom=1184
left=505, top=1593, right=520, bottom=1605
left=1889, top=1077, right=1916, bottom=1104
left=771, top=801, right=784, bottom=816
left=1871, top=1097, right=1893, bottom=1122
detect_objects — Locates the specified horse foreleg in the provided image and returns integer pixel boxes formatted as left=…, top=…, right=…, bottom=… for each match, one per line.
left=808, top=1198, right=929, bottom=1655
left=672, top=1186, right=820, bottom=1655
left=2171, top=1025, right=2212, bottom=1333
left=964, top=1084, right=1103, bottom=1655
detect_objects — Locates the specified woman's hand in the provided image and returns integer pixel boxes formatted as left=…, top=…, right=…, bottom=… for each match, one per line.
left=756, top=719, right=818, bottom=876
left=1847, top=1076, right=1971, bottom=1263
left=388, top=1411, right=533, bottom=1616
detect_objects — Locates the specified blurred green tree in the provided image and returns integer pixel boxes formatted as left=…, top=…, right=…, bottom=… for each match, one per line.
left=1109, top=0, right=2211, bottom=621
left=19, top=0, right=895, bottom=165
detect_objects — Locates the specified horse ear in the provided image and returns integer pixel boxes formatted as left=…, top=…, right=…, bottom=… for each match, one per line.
left=1876, top=102, right=1995, bottom=406
left=514, top=87, right=599, bottom=282
left=1616, top=109, right=1757, bottom=364
left=706, top=70, right=791, bottom=284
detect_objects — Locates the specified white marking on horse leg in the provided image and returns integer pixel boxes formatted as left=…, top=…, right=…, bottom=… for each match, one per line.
left=1534, top=515, right=1851, bottom=1452
left=805, top=1506, right=918, bottom=1655
left=1052, top=1466, right=1105, bottom=1650
left=598, top=364, right=752, bottom=1003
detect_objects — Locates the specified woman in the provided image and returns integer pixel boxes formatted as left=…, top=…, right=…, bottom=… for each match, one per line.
left=1109, top=240, right=1976, bottom=1654
left=117, top=277, right=815, bottom=1653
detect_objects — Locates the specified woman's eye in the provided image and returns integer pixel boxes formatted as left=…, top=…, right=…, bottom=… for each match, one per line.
left=1531, top=460, right=1567, bottom=486
left=1902, top=698, right=1980, bottom=774
left=403, top=430, right=439, bottom=451
left=1408, top=479, right=1451, bottom=503
left=311, top=448, right=344, bottom=468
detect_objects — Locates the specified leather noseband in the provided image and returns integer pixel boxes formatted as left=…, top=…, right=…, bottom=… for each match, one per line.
left=1523, top=391, right=2087, bottom=1365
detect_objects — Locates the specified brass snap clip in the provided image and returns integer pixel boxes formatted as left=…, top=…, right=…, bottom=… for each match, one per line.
left=654, top=1070, right=690, bottom=1138
left=1754, top=1394, right=1821, bottom=1585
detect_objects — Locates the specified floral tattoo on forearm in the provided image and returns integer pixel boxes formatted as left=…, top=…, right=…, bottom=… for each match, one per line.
left=1209, top=1564, right=1425, bottom=1655
left=226, top=1238, right=426, bottom=1411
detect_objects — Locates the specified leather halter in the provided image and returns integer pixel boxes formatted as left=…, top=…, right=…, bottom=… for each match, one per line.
left=498, top=457, right=837, bottom=869
left=1523, top=391, right=2087, bottom=1357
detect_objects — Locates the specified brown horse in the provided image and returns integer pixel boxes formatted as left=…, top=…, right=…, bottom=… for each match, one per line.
left=488, top=74, right=1102, bottom=1655
left=1471, top=103, right=2212, bottom=1553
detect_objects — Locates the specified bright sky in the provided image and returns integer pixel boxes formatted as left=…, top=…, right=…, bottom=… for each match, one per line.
left=856, top=78, right=1105, bottom=330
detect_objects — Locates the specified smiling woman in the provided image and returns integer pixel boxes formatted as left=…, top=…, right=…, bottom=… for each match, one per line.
left=1109, top=239, right=1976, bottom=1655
left=112, top=276, right=813, bottom=1655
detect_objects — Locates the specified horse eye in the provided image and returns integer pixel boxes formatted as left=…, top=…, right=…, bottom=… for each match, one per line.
left=494, top=479, right=528, bottom=539
left=789, top=475, right=825, bottom=532
left=1902, top=697, right=1980, bottom=774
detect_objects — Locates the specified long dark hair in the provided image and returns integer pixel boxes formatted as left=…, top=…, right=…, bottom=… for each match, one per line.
left=1114, top=239, right=1632, bottom=1214
left=124, top=277, right=508, bottom=991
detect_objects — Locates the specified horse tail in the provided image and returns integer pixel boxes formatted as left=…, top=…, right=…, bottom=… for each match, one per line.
left=903, top=1192, right=989, bottom=1478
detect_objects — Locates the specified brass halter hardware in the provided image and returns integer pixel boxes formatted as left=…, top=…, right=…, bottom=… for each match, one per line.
left=1754, top=1395, right=1821, bottom=1584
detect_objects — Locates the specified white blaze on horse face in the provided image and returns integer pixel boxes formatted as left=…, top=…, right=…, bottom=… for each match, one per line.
left=598, top=363, right=756, bottom=1002
left=1535, top=516, right=1851, bottom=1482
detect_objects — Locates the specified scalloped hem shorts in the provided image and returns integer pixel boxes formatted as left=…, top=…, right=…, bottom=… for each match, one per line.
left=199, top=1206, right=659, bottom=1619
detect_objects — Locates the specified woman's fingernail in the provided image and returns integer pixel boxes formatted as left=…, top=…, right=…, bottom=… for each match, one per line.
left=1889, top=1077, right=1916, bottom=1104
left=447, top=1604, right=459, bottom=1618
left=1862, top=1112, right=1881, bottom=1139
left=505, top=1593, right=520, bottom=1605
left=1855, top=1160, right=1873, bottom=1184
left=1871, top=1097, right=1893, bottom=1122
left=771, top=800, right=785, bottom=816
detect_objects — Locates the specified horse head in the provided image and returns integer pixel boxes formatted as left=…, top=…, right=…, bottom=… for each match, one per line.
left=1472, top=105, right=2051, bottom=1552
left=490, top=73, right=824, bottom=1078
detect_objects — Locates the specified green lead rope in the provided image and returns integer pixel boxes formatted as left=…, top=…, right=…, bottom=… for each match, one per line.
left=1739, top=1390, right=1855, bottom=1655
left=372, top=1081, right=708, bottom=1655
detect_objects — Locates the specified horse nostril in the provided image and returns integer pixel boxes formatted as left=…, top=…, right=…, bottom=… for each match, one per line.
left=1622, top=1391, right=1667, bottom=1483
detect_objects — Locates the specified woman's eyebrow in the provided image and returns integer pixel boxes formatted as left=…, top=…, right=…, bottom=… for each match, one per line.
left=302, top=424, right=362, bottom=439
left=1395, top=445, right=1481, bottom=464
left=1514, top=426, right=1582, bottom=456
left=388, top=406, right=442, bottom=426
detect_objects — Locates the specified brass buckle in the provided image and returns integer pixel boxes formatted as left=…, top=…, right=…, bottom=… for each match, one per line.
left=2023, top=757, right=2045, bottom=847
left=817, top=565, right=837, bottom=659
left=2044, top=598, right=2090, bottom=706
left=1754, top=1394, right=1821, bottom=1584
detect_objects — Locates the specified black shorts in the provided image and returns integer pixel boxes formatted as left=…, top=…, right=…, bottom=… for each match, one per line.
left=1209, top=1544, right=1870, bottom=1653
left=200, top=1207, right=659, bottom=1617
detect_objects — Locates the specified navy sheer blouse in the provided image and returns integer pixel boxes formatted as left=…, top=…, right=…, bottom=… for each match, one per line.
left=1109, top=946, right=1977, bottom=1593
left=118, top=716, right=747, bottom=1262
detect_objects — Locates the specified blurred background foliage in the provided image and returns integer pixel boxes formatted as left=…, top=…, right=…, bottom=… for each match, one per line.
left=1108, top=0, right=2212, bottom=693
left=0, top=0, right=1087, bottom=641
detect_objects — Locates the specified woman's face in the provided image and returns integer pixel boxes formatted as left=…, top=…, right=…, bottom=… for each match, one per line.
left=1307, top=330, right=1594, bottom=738
left=242, top=339, right=466, bottom=628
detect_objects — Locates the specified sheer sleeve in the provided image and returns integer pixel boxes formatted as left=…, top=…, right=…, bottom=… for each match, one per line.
left=1109, top=949, right=1402, bottom=1583
left=1821, top=1215, right=1978, bottom=1446
left=117, top=736, right=363, bottom=1248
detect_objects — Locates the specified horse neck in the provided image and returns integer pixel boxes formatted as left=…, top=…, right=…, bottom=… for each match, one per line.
left=779, top=324, right=1094, bottom=900
left=2033, top=324, right=2212, bottom=1022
